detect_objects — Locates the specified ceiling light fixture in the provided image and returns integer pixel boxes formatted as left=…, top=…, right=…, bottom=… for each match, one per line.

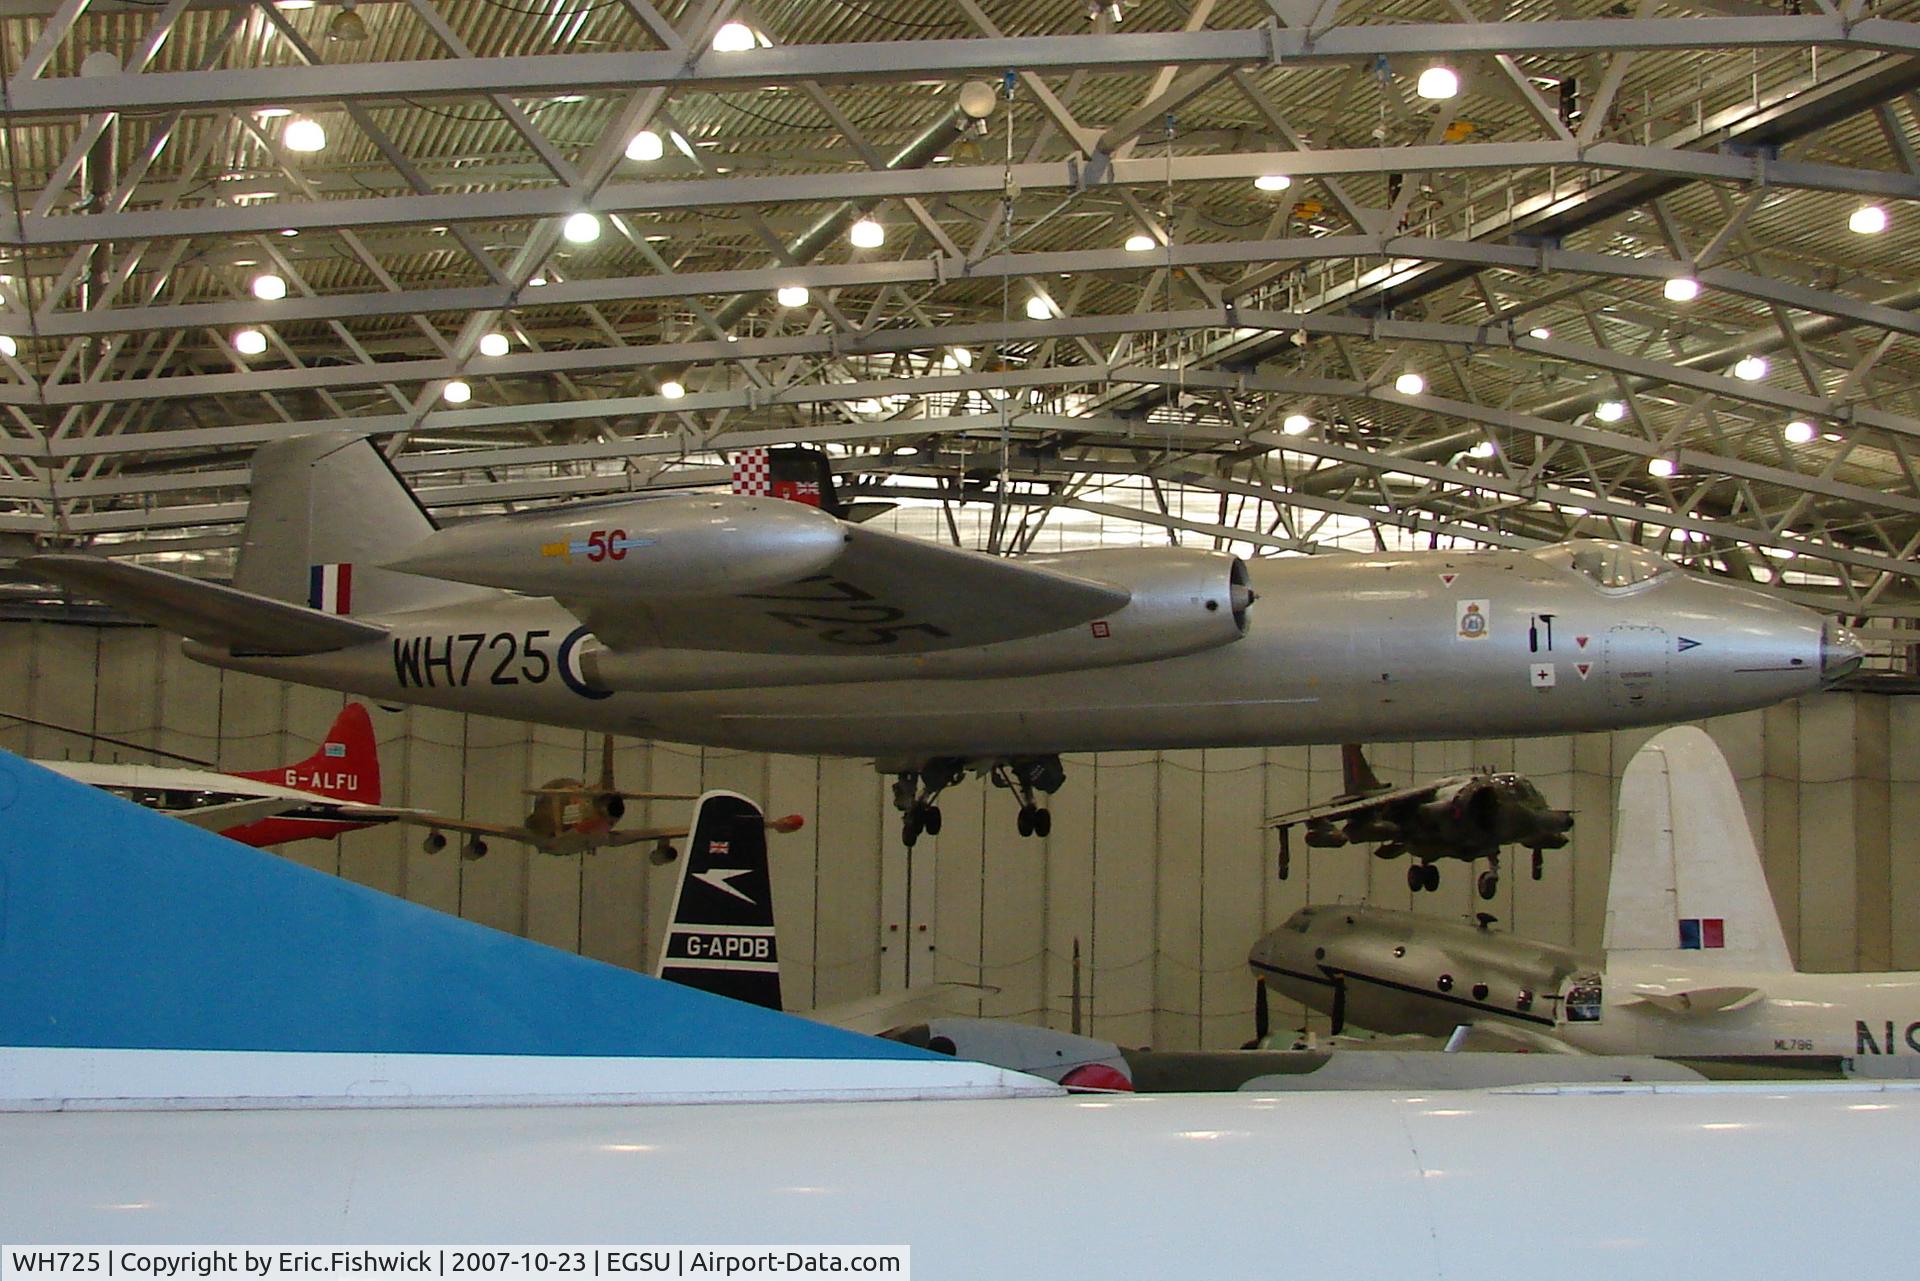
left=625, top=129, right=664, bottom=162
left=1850, top=204, right=1888, bottom=235
left=660, top=380, right=685, bottom=399
left=776, top=285, right=810, bottom=308
left=1281, top=413, right=1312, bottom=436
left=1253, top=174, right=1292, bottom=192
left=1416, top=65, right=1460, bottom=100
left=1527, top=326, right=1550, bottom=340
left=282, top=117, right=326, bottom=153
left=250, top=273, right=287, bottom=301
left=1595, top=399, right=1627, bottom=422
left=233, top=328, right=268, bottom=356
left=442, top=380, right=472, bottom=404
left=561, top=212, right=601, bottom=244
left=1124, top=233, right=1155, bottom=252
left=1783, top=419, right=1817, bottom=444
left=712, top=21, right=756, bottom=52
left=478, top=332, right=510, bottom=358
left=326, top=0, right=368, bottom=41
left=850, top=218, right=885, bottom=249
left=1732, top=354, right=1769, bottom=381
left=1663, top=276, right=1700, bottom=303
left=1393, top=371, right=1426, bottom=396
left=1647, top=456, right=1677, bottom=477
left=0, top=335, right=15, bottom=358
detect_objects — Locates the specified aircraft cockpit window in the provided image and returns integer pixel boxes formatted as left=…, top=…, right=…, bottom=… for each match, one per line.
left=1563, top=977, right=1604, bottom=1023
left=1551, top=540, right=1674, bottom=590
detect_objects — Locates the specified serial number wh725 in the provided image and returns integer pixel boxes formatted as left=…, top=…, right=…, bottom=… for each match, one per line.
left=394, top=630, right=553, bottom=689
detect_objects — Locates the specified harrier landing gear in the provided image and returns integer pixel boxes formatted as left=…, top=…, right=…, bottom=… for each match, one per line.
left=1407, top=861, right=1440, bottom=893
left=893, top=758, right=965, bottom=848
left=1476, top=853, right=1501, bottom=901
left=1530, top=847, right=1545, bottom=880
left=993, top=756, right=1063, bottom=840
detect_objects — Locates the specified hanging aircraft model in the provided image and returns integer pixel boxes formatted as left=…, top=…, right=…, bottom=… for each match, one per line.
left=1263, top=743, right=1574, bottom=898
left=23, top=433, right=1862, bottom=847
left=401, top=733, right=713, bottom=861
left=1248, top=725, right=1920, bottom=1073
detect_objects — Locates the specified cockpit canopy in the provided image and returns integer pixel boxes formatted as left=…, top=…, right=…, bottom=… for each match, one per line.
left=1536, top=539, right=1677, bottom=590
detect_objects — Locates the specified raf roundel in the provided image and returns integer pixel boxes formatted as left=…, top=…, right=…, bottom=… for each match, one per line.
left=556, top=626, right=614, bottom=701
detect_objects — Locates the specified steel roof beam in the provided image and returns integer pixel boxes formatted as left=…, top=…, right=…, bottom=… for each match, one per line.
left=9, top=18, right=1904, bottom=116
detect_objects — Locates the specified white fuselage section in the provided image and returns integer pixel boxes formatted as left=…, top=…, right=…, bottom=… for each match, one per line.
left=191, top=547, right=1835, bottom=762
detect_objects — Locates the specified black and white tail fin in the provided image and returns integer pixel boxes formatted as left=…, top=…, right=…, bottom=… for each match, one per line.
left=234, top=432, right=497, bottom=616
left=1603, top=725, right=1794, bottom=974
left=730, top=445, right=846, bottom=519
left=656, top=790, right=783, bottom=1010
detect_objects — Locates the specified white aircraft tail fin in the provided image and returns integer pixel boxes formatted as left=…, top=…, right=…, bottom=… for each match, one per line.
left=1602, top=725, right=1793, bottom=974
left=234, top=432, right=496, bottom=616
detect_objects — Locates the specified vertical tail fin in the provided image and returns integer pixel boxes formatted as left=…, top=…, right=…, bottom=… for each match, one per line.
left=231, top=703, right=381, bottom=805
left=655, top=791, right=783, bottom=1010
left=1340, top=743, right=1385, bottom=797
left=731, top=445, right=846, bottom=519
left=1602, top=725, right=1793, bottom=974
left=234, top=432, right=496, bottom=616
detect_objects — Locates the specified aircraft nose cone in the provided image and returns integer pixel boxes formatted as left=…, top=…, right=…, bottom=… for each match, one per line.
left=1821, top=618, right=1865, bottom=684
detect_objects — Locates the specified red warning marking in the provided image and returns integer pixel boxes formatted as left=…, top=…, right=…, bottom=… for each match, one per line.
left=1090, top=620, right=1111, bottom=638
left=1575, top=635, right=1590, bottom=649
left=1575, top=662, right=1592, bottom=679
left=1439, top=572, right=1457, bottom=586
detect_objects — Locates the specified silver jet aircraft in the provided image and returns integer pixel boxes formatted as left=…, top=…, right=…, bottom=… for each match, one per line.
left=26, top=433, right=1861, bottom=844
left=1249, top=725, right=1920, bottom=1072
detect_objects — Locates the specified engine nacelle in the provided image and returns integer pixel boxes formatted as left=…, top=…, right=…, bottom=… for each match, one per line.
left=381, top=494, right=846, bottom=598
left=584, top=547, right=1252, bottom=691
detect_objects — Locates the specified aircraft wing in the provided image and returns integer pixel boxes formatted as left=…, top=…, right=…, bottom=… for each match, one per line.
left=24, top=554, right=388, bottom=656
left=1263, top=782, right=1439, bottom=829
left=809, top=982, right=1001, bottom=1036
left=573, top=522, right=1131, bottom=656
left=171, top=797, right=308, bottom=832
left=380, top=812, right=543, bottom=846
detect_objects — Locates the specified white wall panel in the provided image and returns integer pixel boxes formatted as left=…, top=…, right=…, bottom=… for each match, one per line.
left=8, top=620, right=1913, bottom=1053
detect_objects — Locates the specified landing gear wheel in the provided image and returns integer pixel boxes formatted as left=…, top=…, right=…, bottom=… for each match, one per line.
left=1531, top=849, right=1544, bottom=881
left=1407, top=863, right=1425, bottom=893
left=1421, top=863, right=1441, bottom=892
left=902, top=808, right=923, bottom=848
left=923, top=804, right=943, bottom=836
left=1032, top=807, right=1052, bottom=839
left=1017, top=805, right=1036, bottom=838
left=1477, top=869, right=1499, bottom=901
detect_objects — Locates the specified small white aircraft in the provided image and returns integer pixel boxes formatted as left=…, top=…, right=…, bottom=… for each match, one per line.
left=1252, top=724, right=1920, bottom=1070
left=35, top=703, right=395, bottom=847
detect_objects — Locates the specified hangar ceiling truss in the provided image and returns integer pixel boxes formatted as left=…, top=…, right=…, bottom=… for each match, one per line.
left=4, top=0, right=1920, bottom=621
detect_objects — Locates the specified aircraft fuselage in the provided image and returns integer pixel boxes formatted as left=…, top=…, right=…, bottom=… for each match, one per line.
left=1252, top=904, right=1920, bottom=1065
left=188, top=544, right=1842, bottom=762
